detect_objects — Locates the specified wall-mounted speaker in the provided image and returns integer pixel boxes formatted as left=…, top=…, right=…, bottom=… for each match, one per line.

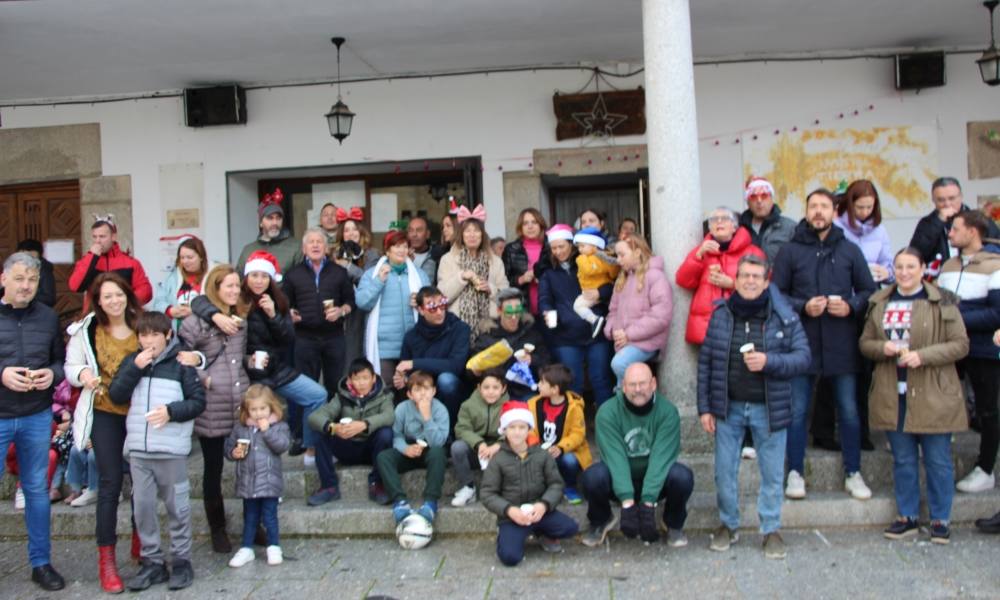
left=895, top=52, right=945, bottom=90
left=184, top=85, right=247, bottom=127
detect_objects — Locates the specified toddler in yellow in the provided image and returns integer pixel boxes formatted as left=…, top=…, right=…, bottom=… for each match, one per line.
left=572, top=227, right=619, bottom=338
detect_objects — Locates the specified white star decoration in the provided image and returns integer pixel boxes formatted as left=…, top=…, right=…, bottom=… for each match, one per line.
left=571, top=93, right=628, bottom=146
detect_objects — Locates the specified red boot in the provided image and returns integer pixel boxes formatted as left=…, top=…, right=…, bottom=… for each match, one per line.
left=131, top=529, right=141, bottom=561
left=97, top=545, right=123, bottom=594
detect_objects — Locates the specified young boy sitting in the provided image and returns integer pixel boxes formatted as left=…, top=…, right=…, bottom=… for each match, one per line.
left=480, top=400, right=579, bottom=566
left=450, top=369, right=509, bottom=507
left=307, top=358, right=396, bottom=506
left=572, top=227, right=619, bottom=338
left=526, top=364, right=593, bottom=504
left=108, top=311, right=205, bottom=591
left=376, top=370, right=450, bottom=525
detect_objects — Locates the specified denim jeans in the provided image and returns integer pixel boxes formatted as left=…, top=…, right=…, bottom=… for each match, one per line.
left=787, top=374, right=861, bottom=474
left=556, top=452, right=581, bottom=489
left=434, top=372, right=466, bottom=432
left=886, top=397, right=954, bottom=522
left=715, top=401, right=786, bottom=534
left=552, top=340, right=614, bottom=406
left=581, top=461, right=693, bottom=529
left=242, top=497, right=279, bottom=548
left=0, top=408, right=53, bottom=567
left=276, top=374, right=328, bottom=450
left=610, top=346, right=657, bottom=388
left=66, top=445, right=98, bottom=492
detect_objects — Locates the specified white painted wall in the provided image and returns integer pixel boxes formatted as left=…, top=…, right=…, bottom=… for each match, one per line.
left=4, top=54, right=998, bottom=279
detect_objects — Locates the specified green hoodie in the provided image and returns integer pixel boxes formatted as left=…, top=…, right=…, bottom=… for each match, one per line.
left=307, top=375, right=395, bottom=441
left=453, top=389, right=508, bottom=450
left=595, top=390, right=680, bottom=504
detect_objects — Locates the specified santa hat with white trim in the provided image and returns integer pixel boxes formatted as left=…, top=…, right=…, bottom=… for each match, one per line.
left=744, top=176, right=775, bottom=202
left=497, top=400, right=535, bottom=434
left=243, top=250, right=283, bottom=282
left=573, top=227, right=606, bottom=250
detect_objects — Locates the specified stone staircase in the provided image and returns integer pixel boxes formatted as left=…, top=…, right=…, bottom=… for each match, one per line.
left=2, top=428, right=998, bottom=539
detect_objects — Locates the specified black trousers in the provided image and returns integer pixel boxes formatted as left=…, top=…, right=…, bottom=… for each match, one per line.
left=581, top=461, right=693, bottom=530
left=198, top=436, right=225, bottom=503
left=295, top=334, right=346, bottom=397
left=92, top=410, right=130, bottom=546
left=965, top=357, right=1000, bottom=474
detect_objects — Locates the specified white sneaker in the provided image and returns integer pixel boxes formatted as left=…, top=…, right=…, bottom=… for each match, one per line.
left=845, top=472, right=872, bottom=500
left=228, top=547, right=255, bottom=568
left=451, top=485, right=476, bottom=507
left=70, top=487, right=98, bottom=507
left=13, top=487, right=24, bottom=510
left=741, top=446, right=757, bottom=460
left=785, top=470, right=806, bottom=499
left=956, top=466, right=996, bottom=493
left=266, top=545, right=283, bottom=566
left=303, top=453, right=316, bottom=468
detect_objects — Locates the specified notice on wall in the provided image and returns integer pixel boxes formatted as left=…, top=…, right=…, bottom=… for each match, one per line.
left=370, top=193, right=398, bottom=232
left=166, top=208, right=200, bottom=229
left=44, top=239, right=75, bottom=264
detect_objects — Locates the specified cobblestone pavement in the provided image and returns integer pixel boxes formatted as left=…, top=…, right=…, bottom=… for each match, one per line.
left=1, top=526, right=998, bottom=599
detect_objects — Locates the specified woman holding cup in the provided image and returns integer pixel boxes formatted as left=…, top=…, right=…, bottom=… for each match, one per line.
left=859, top=247, right=969, bottom=543
left=153, top=236, right=212, bottom=330
left=834, top=180, right=893, bottom=284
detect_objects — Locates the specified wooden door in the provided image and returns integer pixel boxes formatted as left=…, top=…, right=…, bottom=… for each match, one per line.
left=0, top=181, right=83, bottom=325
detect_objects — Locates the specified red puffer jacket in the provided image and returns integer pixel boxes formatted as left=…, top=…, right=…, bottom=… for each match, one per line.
left=68, top=243, right=153, bottom=305
left=675, top=227, right=764, bottom=344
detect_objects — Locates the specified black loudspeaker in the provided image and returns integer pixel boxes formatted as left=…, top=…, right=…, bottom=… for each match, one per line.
left=184, top=85, right=247, bottom=127
left=895, top=52, right=945, bottom=90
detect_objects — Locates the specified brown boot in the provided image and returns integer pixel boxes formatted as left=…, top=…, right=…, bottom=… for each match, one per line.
left=204, top=496, right=232, bottom=553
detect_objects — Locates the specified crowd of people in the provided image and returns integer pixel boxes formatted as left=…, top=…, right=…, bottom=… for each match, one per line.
left=0, top=174, right=998, bottom=591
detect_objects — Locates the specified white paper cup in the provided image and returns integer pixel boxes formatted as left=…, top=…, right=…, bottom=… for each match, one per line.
left=339, top=417, right=353, bottom=425
left=514, top=349, right=527, bottom=361
left=253, top=350, right=268, bottom=369
left=323, top=299, right=335, bottom=309
left=520, top=503, right=535, bottom=516
left=236, top=438, right=250, bottom=454
left=544, top=311, right=558, bottom=329
left=479, top=457, right=489, bottom=470
left=523, top=343, right=535, bottom=353
left=827, top=295, right=842, bottom=301
left=416, top=439, right=428, bottom=448
left=540, top=441, right=553, bottom=450
left=739, top=343, right=755, bottom=354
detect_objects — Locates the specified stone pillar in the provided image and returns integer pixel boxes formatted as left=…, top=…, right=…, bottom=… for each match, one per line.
left=642, top=0, right=702, bottom=414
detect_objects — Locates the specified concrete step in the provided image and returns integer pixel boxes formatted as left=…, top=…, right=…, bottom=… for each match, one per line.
left=8, top=489, right=1000, bottom=540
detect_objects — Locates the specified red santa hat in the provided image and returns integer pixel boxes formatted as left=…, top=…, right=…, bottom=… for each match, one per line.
left=497, top=400, right=535, bottom=434
left=243, top=250, right=282, bottom=282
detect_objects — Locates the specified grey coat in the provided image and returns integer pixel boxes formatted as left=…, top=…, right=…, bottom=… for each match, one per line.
left=178, top=313, right=250, bottom=438
left=225, top=419, right=290, bottom=499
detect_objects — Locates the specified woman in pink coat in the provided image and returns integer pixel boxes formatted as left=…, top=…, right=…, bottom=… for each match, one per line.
left=675, top=207, right=765, bottom=344
left=603, top=235, right=673, bottom=385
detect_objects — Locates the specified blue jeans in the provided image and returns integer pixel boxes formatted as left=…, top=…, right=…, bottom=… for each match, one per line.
left=242, top=497, right=279, bottom=548
left=0, top=409, right=53, bottom=567
left=556, top=452, right=581, bottom=489
left=276, top=374, right=328, bottom=450
left=66, top=445, right=98, bottom=492
left=787, top=374, right=860, bottom=474
left=552, top=340, right=614, bottom=406
left=434, top=372, right=466, bottom=432
left=610, top=346, right=657, bottom=388
left=715, top=401, right=787, bottom=534
left=886, top=397, right=954, bottom=522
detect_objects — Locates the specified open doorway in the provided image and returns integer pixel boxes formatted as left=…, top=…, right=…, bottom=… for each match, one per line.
left=543, top=171, right=648, bottom=242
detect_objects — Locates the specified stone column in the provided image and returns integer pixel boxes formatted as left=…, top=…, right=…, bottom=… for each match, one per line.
left=642, top=0, right=702, bottom=414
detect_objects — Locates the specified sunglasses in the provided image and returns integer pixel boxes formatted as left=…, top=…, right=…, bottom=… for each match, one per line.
left=502, top=304, right=525, bottom=315
left=422, top=297, right=450, bottom=312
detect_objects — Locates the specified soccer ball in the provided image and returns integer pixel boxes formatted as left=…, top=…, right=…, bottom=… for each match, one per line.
left=396, top=513, right=434, bottom=550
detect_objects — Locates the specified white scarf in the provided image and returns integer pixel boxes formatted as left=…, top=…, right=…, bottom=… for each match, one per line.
left=364, top=256, right=422, bottom=376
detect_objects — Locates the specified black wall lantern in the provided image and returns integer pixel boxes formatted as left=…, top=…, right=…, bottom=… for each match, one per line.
left=978, top=1, right=1000, bottom=86
left=325, top=36, right=356, bottom=143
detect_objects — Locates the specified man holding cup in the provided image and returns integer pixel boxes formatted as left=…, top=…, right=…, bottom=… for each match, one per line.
left=771, top=189, right=877, bottom=500
left=697, top=255, right=811, bottom=558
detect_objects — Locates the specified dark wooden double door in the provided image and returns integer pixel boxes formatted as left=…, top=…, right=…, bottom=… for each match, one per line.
left=0, top=180, right=83, bottom=324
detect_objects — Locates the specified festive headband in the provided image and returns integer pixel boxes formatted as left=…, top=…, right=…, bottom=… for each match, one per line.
left=456, top=204, right=486, bottom=224
left=336, top=206, right=364, bottom=223
left=92, top=213, right=117, bottom=233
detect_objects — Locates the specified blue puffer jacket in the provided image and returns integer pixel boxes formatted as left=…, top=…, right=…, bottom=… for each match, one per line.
left=537, top=259, right=612, bottom=348
left=697, top=288, right=811, bottom=432
left=355, top=264, right=430, bottom=359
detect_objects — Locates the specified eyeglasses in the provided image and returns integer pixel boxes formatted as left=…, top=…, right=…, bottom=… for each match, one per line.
left=708, top=216, right=734, bottom=224
left=747, top=193, right=771, bottom=202
left=502, top=304, right=525, bottom=316
left=422, top=297, right=449, bottom=312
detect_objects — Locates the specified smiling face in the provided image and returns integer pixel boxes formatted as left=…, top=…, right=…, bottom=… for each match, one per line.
left=387, top=240, right=409, bottom=264
left=504, top=421, right=530, bottom=447
left=418, top=294, right=448, bottom=326
left=342, top=220, right=361, bottom=243
left=622, top=363, right=656, bottom=408
left=218, top=273, right=242, bottom=308
left=478, top=376, right=506, bottom=404
left=177, top=246, right=203, bottom=275
left=246, top=270, right=271, bottom=296
left=461, top=222, right=483, bottom=252
left=0, top=263, right=40, bottom=308
left=98, top=280, right=128, bottom=319
left=893, top=251, right=924, bottom=294
left=735, top=261, right=768, bottom=300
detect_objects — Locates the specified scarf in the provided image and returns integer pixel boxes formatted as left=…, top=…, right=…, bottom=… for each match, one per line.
left=364, top=256, right=422, bottom=376
left=456, top=248, right=492, bottom=337
left=729, top=288, right=771, bottom=318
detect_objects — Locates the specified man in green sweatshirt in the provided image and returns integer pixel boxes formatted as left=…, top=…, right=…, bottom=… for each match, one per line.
left=580, top=363, right=693, bottom=548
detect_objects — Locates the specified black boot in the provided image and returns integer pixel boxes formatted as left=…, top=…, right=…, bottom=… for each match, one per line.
left=31, top=564, right=65, bottom=591
left=167, top=559, right=194, bottom=590
left=975, top=511, right=1000, bottom=534
left=127, top=559, right=168, bottom=591
left=204, top=496, right=232, bottom=553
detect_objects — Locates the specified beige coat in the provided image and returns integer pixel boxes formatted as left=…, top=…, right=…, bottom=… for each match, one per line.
left=859, top=282, right=969, bottom=434
left=436, top=249, right=508, bottom=322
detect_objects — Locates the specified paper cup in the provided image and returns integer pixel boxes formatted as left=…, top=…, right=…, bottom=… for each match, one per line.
left=339, top=417, right=354, bottom=425
left=514, top=349, right=527, bottom=361
left=520, top=503, right=535, bottom=516
left=479, top=457, right=489, bottom=470
left=253, top=350, right=268, bottom=369
left=323, top=299, right=335, bottom=309
left=416, top=439, right=428, bottom=448
left=827, top=295, right=842, bottom=301
left=523, top=343, right=535, bottom=353
left=540, top=441, right=553, bottom=450
left=236, top=438, right=250, bottom=454
left=739, top=343, right=755, bottom=354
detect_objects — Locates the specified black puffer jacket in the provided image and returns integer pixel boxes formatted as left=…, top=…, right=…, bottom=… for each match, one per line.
left=282, top=258, right=356, bottom=339
left=908, top=205, right=1000, bottom=266
left=771, top=221, right=876, bottom=375
left=501, top=238, right=551, bottom=296
left=0, top=300, right=65, bottom=418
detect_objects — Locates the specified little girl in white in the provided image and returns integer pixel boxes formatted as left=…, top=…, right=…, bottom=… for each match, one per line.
left=224, top=384, right=290, bottom=567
